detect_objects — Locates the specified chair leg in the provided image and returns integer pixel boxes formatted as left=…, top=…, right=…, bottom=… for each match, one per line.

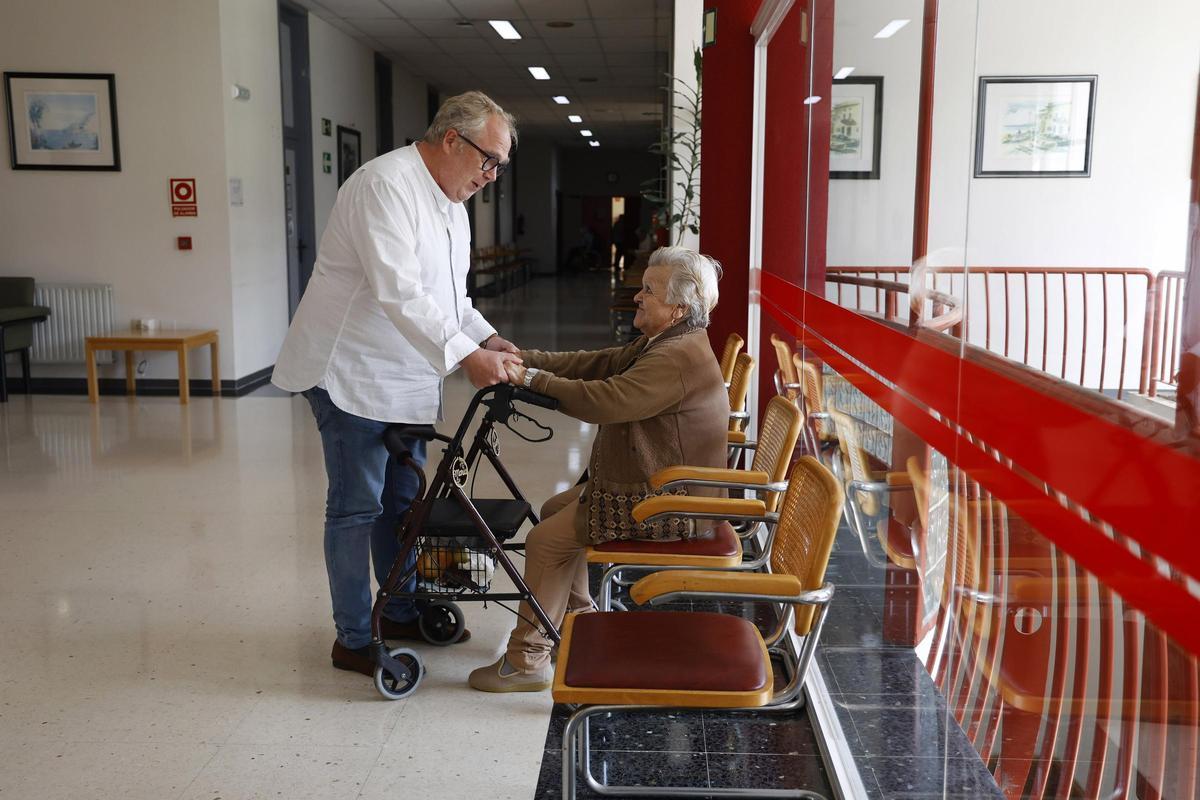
left=20, top=348, right=31, bottom=394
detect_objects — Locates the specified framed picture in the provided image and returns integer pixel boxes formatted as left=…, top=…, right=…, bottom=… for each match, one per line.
left=974, top=76, right=1097, bottom=177
left=4, top=72, right=121, bottom=170
left=830, top=77, right=882, bottom=180
left=336, top=125, right=361, bottom=186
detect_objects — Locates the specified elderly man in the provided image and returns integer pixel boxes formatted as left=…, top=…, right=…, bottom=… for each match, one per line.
left=273, top=91, right=521, bottom=677
left=469, top=246, right=729, bottom=692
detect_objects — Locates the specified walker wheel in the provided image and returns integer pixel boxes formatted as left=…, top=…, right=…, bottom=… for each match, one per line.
left=374, top=647, right=423, bottom=700
left=419, top=600, right=465, bottom=646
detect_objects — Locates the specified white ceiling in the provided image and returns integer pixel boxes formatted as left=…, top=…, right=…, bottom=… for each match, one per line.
left=291, top=0, right=674, bottom=150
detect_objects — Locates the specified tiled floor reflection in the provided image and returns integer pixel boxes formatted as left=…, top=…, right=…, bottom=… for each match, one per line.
left=817, top=527, right=1005, bottom=799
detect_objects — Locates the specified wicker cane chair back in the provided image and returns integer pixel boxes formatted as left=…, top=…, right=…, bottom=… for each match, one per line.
left=769, top=334, right=800, bottom=402
left=718, top=332, right=745, bottom=386
left=748, top=395, right=805, bottom=513
left=829, top=408, right=881, bottom=517
left=727, top=352, right=755, bottom=433
left=771, top=456, right=845, bottom=634
left=794, top=356, right=832, bottom=441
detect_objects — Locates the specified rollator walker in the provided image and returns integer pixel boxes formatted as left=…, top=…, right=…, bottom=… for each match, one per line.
left=369, top=383, right=564, bottom=700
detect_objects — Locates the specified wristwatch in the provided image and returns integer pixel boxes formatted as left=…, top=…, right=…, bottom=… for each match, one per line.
left=522, top=368, right=540, bottom=388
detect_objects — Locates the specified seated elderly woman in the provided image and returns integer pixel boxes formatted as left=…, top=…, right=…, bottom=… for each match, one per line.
left=469, top=246, right=730, bottom=692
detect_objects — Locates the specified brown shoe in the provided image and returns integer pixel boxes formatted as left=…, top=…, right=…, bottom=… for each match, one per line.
left=380, top=616, right=472, bottom=644
left=330, top=641, right=374, bottom=677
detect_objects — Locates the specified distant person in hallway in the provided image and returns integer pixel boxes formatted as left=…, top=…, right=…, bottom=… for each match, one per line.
left=272, top=91, right=522, bottom=678
left=611, top=214, right=628, bottom=270
left=468, top=246, right=730, bottom=692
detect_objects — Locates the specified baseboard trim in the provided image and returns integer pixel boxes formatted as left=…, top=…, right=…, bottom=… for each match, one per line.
left=4, top=364, right=275, bottom=398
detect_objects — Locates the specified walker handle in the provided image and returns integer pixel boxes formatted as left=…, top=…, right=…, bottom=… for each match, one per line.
left=382, top=424, right=440, bottom=459
left=512, top=387, right=558, bottom=411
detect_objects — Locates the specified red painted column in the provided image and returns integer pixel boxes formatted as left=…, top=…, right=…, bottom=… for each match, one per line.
left=1174, top=78, right=1200, bottom=436
left=911, top=0, right=939, bottom=264
left=698, top=0, right=758, bottom=356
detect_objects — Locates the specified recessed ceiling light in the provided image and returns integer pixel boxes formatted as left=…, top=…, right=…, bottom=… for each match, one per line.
left=454, top=19, right=473, bottom=27
left=488, top=20, right=521, bottom=40
left=552, top=95, right=570, bottom=104
left=589, top=140, right=600, bottom=147
left=546, top=21, right=575, bottom=28
left=834, top=66, right=855, bottom=80
left=580, top=129, right=592, bottom=136
left=528, top=66, right=551, bottom=80
left=874, top=19, right=909, bottom=38
left=578, top=77, right=598, bottom=83
left=568, top=114, right=582, bottom=123
left=803, top=96, right=822, bottom=105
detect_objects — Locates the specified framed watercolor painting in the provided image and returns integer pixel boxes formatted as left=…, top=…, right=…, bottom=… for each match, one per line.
left=830, top=76, right=883, bottom=180
left=4, top=72, right=121, bottom=170
left=975, top=76, right=1097, bottom=177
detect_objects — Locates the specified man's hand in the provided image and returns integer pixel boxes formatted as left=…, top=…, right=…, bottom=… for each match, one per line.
left=461, top=348, right=522, bottom=389
left=504, top=361, right=527, bottom=386
left=483, top=334, right=520, bottom=354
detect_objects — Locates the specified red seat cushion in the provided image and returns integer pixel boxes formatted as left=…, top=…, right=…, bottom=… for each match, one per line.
left=563, top=611, right=768, bottom=693
left=591, top=521, right=740, bottom=558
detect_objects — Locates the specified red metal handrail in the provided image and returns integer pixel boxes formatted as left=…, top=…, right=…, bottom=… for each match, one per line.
left=825, top=273, right=964, bottom=333
left=1148, top=270, right=1188, bottom=397
left=828, top=266, right=1164, bottom=400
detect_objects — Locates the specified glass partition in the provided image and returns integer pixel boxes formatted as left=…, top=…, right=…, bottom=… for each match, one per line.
left=756, top=0, right=1200, bottom=796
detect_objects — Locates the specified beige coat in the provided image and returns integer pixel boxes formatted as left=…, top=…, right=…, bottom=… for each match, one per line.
left=523, top=323, right=730, bottom=544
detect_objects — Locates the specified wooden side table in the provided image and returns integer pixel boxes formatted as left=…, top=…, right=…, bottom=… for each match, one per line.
left=85, top=329, right=219, bottom=404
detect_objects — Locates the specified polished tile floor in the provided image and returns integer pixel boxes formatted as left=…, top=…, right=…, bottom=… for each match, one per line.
left=5, top=271, right=981, bottom=800
left=0, top=275, right=610, bottom=799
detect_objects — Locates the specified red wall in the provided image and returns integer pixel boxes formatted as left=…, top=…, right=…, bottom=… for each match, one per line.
left=699, top=0, right=758, bottom=355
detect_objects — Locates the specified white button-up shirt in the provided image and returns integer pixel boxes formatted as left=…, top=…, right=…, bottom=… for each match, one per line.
left=272, top=145, right=494, bottom=422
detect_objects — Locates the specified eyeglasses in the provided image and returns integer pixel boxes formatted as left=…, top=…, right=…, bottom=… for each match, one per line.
left=456, top=131, right=509, bottom=177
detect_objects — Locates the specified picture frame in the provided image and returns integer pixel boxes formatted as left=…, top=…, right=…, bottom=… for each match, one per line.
left=974, top=75, right=1097, bottom=178
left=4, top=72, right=121, bottom=171
left=336, top=125, right=361, bottom=186
left=830, top=76, right=882, bottom=180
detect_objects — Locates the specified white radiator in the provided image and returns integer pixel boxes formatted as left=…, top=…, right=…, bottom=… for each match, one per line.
left=31, top=283, right=116, bottom=365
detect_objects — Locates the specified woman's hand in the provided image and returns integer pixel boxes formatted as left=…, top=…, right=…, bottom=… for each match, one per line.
left=504, top=361, right=527, bottom=386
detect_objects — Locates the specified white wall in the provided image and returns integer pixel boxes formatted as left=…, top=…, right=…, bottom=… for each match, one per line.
left=219, top=0, right=288, bottom=379
left=0, top=0, right=233, bottom=382
left=672, top=0, right=704, bottom=250
left=308, top=14, right=376, bottom=245
left=472, top=191, right=497, bottom=248
left=825, top=0, right=1199, bottom=390
left=829, top=0, right=1199, bottom=274
left=826, top=0, right=923, bottom=267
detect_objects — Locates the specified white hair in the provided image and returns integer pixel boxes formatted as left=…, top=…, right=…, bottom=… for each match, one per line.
left=650, top=246, right=723, bottom=328
left=423, top=91, right=518, bottom=149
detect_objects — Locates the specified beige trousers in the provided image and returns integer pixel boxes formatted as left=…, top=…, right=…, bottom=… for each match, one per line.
left=505, top=486, right=593, bottom=672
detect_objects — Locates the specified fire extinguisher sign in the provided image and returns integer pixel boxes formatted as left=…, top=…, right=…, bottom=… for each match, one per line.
left=170, top=178, right=198, bottom=217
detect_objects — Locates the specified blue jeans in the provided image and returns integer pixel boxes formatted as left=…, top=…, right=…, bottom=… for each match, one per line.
left=304, top=388, right=427, bottom=649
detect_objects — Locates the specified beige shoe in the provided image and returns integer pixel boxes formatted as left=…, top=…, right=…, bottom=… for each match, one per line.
left=468, top=656, right=551, bottom=693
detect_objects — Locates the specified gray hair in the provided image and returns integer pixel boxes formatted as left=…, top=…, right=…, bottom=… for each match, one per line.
left=423, top=91, right=518, bottom=149
left=650, top=246, right=723, bottom=328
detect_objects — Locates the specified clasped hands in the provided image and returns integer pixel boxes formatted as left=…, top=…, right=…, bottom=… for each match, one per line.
left=461, top=334, right=527, bottom=389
